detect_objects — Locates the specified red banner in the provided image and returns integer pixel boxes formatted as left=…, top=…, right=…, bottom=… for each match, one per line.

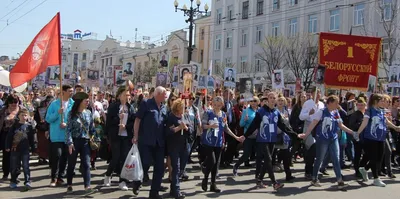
left=319, top=32, right=381, bottom=91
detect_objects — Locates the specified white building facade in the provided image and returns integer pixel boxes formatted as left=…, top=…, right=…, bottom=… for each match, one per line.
left=209, top=0, right=398, bottom=80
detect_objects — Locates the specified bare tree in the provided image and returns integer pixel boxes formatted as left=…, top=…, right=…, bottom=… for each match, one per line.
left=284, top=34, right=318, bottom=90
left=362, top=0, right=400, bottom=78
left=256, top=36, right=286, bottom=83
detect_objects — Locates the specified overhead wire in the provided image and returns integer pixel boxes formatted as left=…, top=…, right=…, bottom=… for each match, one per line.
left=0, top=0, right=30, bottom=20
left=0, top=0, right=48, bottom=34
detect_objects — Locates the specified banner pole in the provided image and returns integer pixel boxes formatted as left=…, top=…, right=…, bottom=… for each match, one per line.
left=57, top=12, right=65, bottom=124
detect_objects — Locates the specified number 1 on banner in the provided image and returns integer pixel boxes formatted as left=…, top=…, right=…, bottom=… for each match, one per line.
left=347, top=46, right=354, bottom=58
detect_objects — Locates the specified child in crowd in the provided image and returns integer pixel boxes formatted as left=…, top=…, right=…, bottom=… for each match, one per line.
left=5, top=108, right=36, bottom=191
left=91, top=117, right=104, bottom=170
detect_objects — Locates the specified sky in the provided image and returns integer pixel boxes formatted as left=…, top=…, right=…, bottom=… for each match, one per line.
left=0, top=0, right=212, bottom=57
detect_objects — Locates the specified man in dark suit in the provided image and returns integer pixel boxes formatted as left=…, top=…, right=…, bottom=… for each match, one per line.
left=225, top=69, right=235, bottom=82
left=159, top=55, right=168, bottom=68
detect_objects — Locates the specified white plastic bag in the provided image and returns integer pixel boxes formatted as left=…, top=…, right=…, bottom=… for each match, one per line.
left=120, top=144, right=143, bottom=182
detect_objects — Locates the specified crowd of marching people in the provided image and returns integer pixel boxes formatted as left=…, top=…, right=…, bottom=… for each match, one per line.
left=0, top=84, right=400, bottom=198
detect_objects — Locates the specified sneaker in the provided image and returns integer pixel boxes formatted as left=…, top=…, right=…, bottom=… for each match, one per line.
left=201, top=178, right=208, bottom=192
left=84, top=187, right=97, bottom=195
left=273, top=182, right=284, bottom=190
left=9, top=183, right=18, bottom=189
left=337, top=181, right=348, bottom=190
left=311, top=180, right=321, bottom=187
left=56, top=178, right=65, bottom=186
left=373, top=178, right=386, bottom=187
left=359, top=167, right=369, bottom=182
left=22, top=183, right=32, bottom=192
left=388, top=173, right=396, bottom=179
left=320, top=169, right=330, bottom=176
left=66, top=186, right=73, bottom=194
left=103, top=176, right=111, bottom=187
left=49, top=180, right=56, bottom=187
left=119, top=181, right=128, bottom=191
left=256, top=180, right=267, bottom=189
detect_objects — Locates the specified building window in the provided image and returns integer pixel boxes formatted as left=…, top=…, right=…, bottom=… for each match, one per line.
left=255, top=59, right=262, bottom=72
left=225, top=57, right=232, bottom=68
left=110, top=57, right=113, bottom=65
left=383, top=0, right=392, bottom=21
left=308, top=14, right=317, bottom=33
left=241, top=29, right=248, bottom=46
left=214, top=59, right=221, bottom=74
left=215, top=34, right=221, bottom=50
left=226, top=32, right=233, bottom=49
left=256, top=0, right=264, bottom=15
left=227, top=5, right=234, bottom=21
left=201, top=28, right=205, bottom=40
left=62, top=53, right=67, bottom=61
left=354, top=4, right=365, bottom=26
left=256, top=25, right=263, bottom=43
left=105, top=58, right=109, bottom=66
left=242, top=1, right=249, bottom=19
left=216, top=8, right=222, bottom=24
left=272, top=22, right=279, bottom=37
left=289, top=0, right=298, bottom=6
left=330, top=9, right=340, bottom=31
left=273, top=0, right=280, bottom=11
left=289, top=18, right=298, bottom=37
left=240, top=56, right=247, bottom=73
left=200, top=50, right=204, bottom=63
left=101, top=59, right=104, bottom=68
left=73, top=53, right=78, bottom=71
left=82, top=53, right=87, bottom=60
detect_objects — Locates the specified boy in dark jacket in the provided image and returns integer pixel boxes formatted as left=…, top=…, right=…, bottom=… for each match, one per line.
left=5, top=108, right=36, bottom=190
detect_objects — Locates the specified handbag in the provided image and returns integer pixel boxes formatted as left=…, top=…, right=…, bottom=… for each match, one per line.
left=79, top=114, right=100, bottom=151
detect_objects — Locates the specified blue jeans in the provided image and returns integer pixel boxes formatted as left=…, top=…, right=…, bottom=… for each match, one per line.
left=10, top=150, right=29, bottom=184
left=67, top=138, right=91, bottom=188
left=180, top=142, right=190, bottom=176
left=169, top=144, right=189, bottom=196
left=313, top=138, right=342, bottom=181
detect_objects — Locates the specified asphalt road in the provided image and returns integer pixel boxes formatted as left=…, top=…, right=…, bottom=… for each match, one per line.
left=0, top=155, right=400, bottom=199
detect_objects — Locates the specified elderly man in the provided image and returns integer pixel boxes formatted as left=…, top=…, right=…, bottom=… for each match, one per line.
left=133, top=86, right=167, bottom=199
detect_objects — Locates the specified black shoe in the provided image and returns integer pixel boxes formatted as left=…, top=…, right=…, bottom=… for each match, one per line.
left=160, top=185, right=168, bottom=192
left=273, top=182, right=284, bottom=191
left=210, top=184, right=221, bottom=193
left=170, top=192, right=185, bottom=199
left=379, top=172, right=386, bottom=177
left=66, top=186, right=73, bottom=194
left=233, top=166, right=238, bottom=176
left=188, top=159, right=195, bottom=164
left=180, top=173, right=189, bottom=181
left=389, top=173, right=397, bottom=179
left=285, top=176, right=296, bottom=182
left=320, top=169, right=330, bottom=176
left=244, top=162, right=252, bottom=167
left=132, top=183, right=140, bottom=195
left=201, top=178, right=208, bottom=192
left=149, top=194, right=163, bottom=199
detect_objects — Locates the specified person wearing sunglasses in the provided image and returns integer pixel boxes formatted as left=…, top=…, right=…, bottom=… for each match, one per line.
left=233, top=96, right=260, bottom=176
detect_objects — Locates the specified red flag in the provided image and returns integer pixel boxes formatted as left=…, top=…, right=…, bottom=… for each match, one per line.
left=10, top=13, right=61, bottom=88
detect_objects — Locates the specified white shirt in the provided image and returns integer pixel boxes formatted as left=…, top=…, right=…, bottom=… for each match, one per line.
left=119, top=104, right=128, bottom=136
left=299, top=99, right=325, bottom=122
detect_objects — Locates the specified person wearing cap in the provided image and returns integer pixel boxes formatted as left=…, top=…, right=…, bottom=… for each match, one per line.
left=103, top=86, right=136, bottom=191
left=45, top=85, right=74, bottom=187
left=65, top=92, right=98, bottom=194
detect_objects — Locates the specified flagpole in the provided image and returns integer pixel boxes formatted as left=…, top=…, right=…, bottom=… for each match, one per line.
left=57, top=12, right=64, bottom=124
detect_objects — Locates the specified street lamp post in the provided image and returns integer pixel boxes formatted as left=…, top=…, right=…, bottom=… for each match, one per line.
left=174, top=0, right=209, bottom=64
